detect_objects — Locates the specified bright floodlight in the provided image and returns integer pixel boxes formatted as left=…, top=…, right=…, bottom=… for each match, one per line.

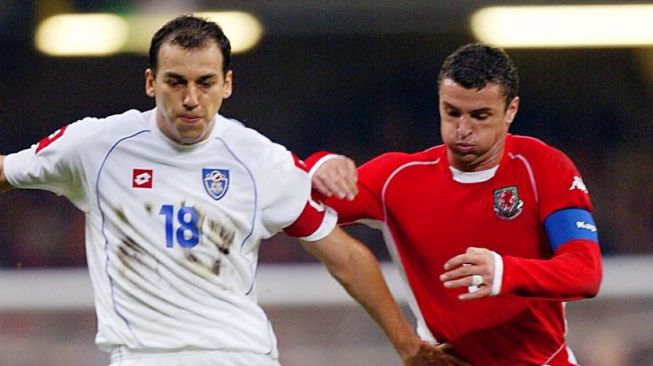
left=198, top=12, right=264, bottom=53
left=471, top=5, right=653, bottom=48
left=36, top=14, right=129, bottom=56
left=123, top=12, right=264, bottom=54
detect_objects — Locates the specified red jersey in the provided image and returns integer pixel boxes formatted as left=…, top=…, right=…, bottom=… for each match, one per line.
left=319, top=135, right=602, bottom=365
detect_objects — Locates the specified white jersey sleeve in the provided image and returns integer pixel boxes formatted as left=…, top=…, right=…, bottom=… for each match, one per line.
left=4, top=116, right=107, bottom=211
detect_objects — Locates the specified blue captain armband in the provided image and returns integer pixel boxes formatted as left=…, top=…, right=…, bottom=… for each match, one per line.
left=544, top=208, right=599, bottom=251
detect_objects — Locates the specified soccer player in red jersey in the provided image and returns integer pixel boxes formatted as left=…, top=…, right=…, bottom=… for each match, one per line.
left=310, top=44, right=602, bottom=365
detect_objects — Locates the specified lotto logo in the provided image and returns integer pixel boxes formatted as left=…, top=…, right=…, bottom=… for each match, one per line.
left=132, top=169, right=153, bottom=188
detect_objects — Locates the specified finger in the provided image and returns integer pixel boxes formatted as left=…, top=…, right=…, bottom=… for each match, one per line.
left=344, top=160, right=358, bottom=200
left=313, top=157, right=355, bottom=199
left=323, top=170, right=351, bottom=200
left=333, top=175, right=353, bottom=199
left=334, top=159, right=358, bottom=200
left=442, top=276, right=478, bottom=289
left=444, top=248, right=493, bottom=270
left=312, top=178, right=334, bottom=197
left=466, top=246, right=487, bottom=255
left=440, top=264, right=476, bottom=282
left=442, top=253, right=475, bottom=270
left=458, top=286, right=492, bottom=301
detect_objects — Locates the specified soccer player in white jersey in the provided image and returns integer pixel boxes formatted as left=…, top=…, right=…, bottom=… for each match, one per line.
left=0, top=15, right=462, bottom=366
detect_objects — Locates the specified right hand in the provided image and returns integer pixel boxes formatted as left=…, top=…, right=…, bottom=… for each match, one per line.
left=311, top=155, right=358, bottom=200
left=403, top=342, right=471, bottom=366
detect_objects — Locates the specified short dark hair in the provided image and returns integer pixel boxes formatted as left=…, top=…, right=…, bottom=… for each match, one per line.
left=438, top=44, right=519, bottom=107
left=148, top=14, right=232, bottom=75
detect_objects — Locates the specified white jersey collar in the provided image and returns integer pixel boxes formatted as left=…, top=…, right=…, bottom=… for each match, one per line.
left=449, top=165, right=499, bottom=183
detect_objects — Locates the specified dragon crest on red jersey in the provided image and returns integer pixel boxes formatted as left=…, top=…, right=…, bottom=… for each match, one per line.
left=493, top=186, right=524, bottom=220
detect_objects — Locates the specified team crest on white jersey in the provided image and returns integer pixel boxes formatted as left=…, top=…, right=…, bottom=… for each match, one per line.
left=569, top=176, right=588, bottom=193
left=203, top=168, right=230, bottom=200
left=493, top=186, right=523, bottom=220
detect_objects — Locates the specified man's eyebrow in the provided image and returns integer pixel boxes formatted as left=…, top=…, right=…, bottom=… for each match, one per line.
left=162, top=72, right=218, bottom=83
left=470, top=107, right=492, bottom=114
left=442, top=101, right=492, bottom=113
left=442, top=101, right=460, bottom=110
left=197, top=73, right=218, bottom=81
left=163, top=72, right=185, bottom=80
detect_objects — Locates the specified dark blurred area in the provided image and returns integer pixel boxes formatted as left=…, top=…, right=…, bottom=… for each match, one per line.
left=0, top=1, right=652, bottom=267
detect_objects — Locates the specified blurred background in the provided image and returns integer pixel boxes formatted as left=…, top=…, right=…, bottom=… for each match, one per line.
left=0, top=0, right=651, bottom=365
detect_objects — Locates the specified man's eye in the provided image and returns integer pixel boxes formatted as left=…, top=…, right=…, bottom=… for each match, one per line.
left=447, top=110, right=461, bottom=118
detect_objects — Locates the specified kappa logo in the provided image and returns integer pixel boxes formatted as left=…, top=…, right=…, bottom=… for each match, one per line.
left=569, top=176, right=588, bottom=193
left=493, top=186, right=524, bottom=220
left=203, top=168, right=230, bottom=200
left=576, top=221, right=597, bottom=232
left=132, top=169, right=153, bottom=188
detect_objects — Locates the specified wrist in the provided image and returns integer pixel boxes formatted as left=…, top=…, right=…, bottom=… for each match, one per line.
left=307, top=153, right=343, bottom=179
left=395, top=334, right=422, bottom=360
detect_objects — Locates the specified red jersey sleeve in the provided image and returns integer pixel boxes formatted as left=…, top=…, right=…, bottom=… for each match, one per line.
left=305, top=151, right=414, bottom=225
left=501, top=139, right=602, bottom=300
left=535, top=145, right=593, bottom=219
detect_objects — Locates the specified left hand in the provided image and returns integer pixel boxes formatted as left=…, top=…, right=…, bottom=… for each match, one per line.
left=440, top=247, right=495, bottom=301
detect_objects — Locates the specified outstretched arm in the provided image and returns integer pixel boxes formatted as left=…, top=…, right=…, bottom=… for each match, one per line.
left=0, top=155, right=13, bottom=192
left=302, top=226, right=469, bottom=366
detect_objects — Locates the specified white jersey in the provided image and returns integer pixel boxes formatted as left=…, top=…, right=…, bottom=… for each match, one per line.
left=4, top=108, right=336, bottom=361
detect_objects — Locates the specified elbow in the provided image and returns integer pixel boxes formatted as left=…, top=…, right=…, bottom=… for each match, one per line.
left=581, top=280, right=600, bottom=299
left=568, top=241, right=603, bottom=299
left=587, top=246, right=603, bottom=298
left=578, top=252, right=602, bottom=299
left=585, top=263, right=603, bottom=298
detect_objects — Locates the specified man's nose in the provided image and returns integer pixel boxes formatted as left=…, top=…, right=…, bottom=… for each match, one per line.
left=183, top=86, right=199, bottom=109
left=457, top=115, right=473, bottom=137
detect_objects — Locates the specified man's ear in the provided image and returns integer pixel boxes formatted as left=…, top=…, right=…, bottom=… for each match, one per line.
left=506, top=96, right=519, bottom=127
left=145, top=68, right=155, bottom=97
left=223, top=70, right=233, bottom=99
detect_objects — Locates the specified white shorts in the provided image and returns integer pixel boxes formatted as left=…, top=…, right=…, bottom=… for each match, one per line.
left=108, top=349, right=281, bottom=366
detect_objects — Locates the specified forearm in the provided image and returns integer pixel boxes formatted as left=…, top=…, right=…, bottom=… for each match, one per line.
left=334, top=244, right=417, bottom=357
left=303, top=228, right=420, bottom=359
left=501, top=241, right=602, bottom=300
